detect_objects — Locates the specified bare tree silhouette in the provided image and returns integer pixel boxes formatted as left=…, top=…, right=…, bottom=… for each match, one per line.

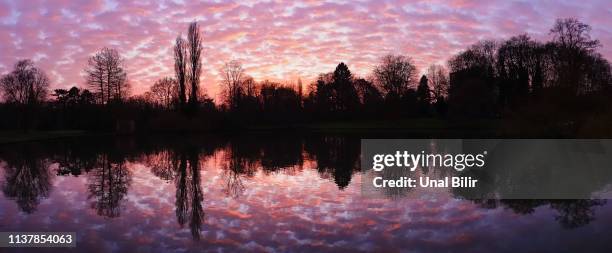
left=1, top=60, right=49, bottom=106
left=150, top=77, right=178, bottom=109
left=426, top=64, right=449, bottom=101
left=447, top=40, right=498, bottom=118
left=1, top=60, right=50, bottom=130
left=85, top=48, right=128, bottom=104
left=373, top=55, right=418, bottom=98
left=220, top=60, right=245, bottom=111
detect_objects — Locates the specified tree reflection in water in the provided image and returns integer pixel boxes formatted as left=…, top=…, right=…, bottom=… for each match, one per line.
left=87, top=153, right=131, bottom=218
left=223, top=152, right=247, bottom=198
left=174, top=148, right=205, bottom=240
left=472, top=199, right=607, bottom=229
left=0, top=135, right=610, bottom=236
left=143, top=149, right=206, bottom=240
left=304, top=136, right=360, bottom=189
left=1, top=145, right=52, bottom=213
left=148, top=150, right=176, bottom=181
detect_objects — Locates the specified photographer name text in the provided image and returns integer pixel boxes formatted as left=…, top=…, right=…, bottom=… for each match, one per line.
left=373, top=176, right=478, bottom=188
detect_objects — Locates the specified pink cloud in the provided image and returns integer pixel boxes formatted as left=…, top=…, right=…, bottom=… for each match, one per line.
left=0, top=0, right=611, bottom=101
left=0, top=2, right=10, bottom=18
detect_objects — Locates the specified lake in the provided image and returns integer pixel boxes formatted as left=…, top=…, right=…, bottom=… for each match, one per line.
left=1, top=134, right=611, bottom=252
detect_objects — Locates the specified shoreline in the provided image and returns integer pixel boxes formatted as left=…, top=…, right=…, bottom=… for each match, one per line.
left=0, top=130, right=96, bottom=145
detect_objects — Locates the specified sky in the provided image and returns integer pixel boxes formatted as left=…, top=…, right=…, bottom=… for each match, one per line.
left=1, top=0, right=611, bottom=101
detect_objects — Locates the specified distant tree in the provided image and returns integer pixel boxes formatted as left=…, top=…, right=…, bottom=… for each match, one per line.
left=220, top=60, right=245, bottom=110
left=67, top=87, right=81, bottom=104
left=259, top=82, right=301, bottom=121
left=304, top=73, right=334, bottom=116
left=85, top=48, right=128, bottom=104
left=80, top=89, right=95, bottom=105
left=187, top=22, right=203, bottom=108
left=1, top=59, right=49, bottom=105
left=53, top=86, right=94, bottom=106
left=448, top=41, right=499, bottom=118
left=297, top=77, right=303, bottom=101
left=373, top=55, right=418, bottom=98
left=333, top=62, right=352, bottom=83
left=584, top=53, right=612, bottom=93
left=449, top=40, right=497, bottom=74
left=426, top=64, right=449, bottom=101
left=150, top=77, right=177, bottom=109
left=426, top=65, right=450, bottom=117
left=232, top=76, right=260, bottom=117
left=354, top=78, right=383, bottom=115
left=135, top=92, right=155, bottom=106
left=417, top=75, right=430, bottom=101
left=1, top=60, right=49, bottom=130
left=550, top=18, right=600, bottom=52
left=548, top=18, right=602, bottom=93
left=51, top=86, right=96, bottom=129
left=496, top=34, right=543, bottom=109
left=105, top=49, right=129, bottom=102
left=416, top=75, right=431, bottom=115
left=331, top=62, right=359, bottom=112
left=174, top=35, right=188, bottom=109
left=53, top=87, right=81, bottom=107
left=242, top=76, right=257, bottom=97
left=52, top=89, right=69, bottom=104
left=85, top=52, right=106, bottom=104
left=354, top=78, right=381, bottom=103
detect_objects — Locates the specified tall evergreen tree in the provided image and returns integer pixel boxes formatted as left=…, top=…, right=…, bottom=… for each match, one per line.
left=187, top=22, right=203, bottom=109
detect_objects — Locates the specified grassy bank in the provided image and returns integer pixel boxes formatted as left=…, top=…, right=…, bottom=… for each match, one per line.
left=248, top=119, right=502, bottom=136
left=0, top=130, right=91, bottom=144
left=0, top=119, right=503, bottom=144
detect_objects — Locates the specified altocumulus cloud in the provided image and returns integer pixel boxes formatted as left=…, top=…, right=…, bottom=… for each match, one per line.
left=0, top=0, right=611, bottom=99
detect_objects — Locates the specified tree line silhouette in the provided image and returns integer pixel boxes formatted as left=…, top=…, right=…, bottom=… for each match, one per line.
left=0, top=18, right=610, bottom=135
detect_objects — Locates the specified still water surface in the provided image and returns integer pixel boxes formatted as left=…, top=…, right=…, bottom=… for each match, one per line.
left=0, top=135, right=611, bottom=252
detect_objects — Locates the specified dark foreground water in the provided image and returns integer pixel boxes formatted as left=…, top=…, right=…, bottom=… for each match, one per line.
left=0, top=135, right=611, bottom=252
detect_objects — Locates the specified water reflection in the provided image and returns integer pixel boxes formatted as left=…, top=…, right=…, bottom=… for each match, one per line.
left=472, top=199, right=607, bottom=229
left=0, top=136, right=611, bottom=252
left=455, top=140, right=612, bottom=199
left=174, top=147, right=204, bottom=240
left=87, top=154, right=131, bottom=218
left=142, top=145, right=210, bottom=239
left=1, top=145, right=52, bottom=213
left=305, top=136, right=360, bottom=189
